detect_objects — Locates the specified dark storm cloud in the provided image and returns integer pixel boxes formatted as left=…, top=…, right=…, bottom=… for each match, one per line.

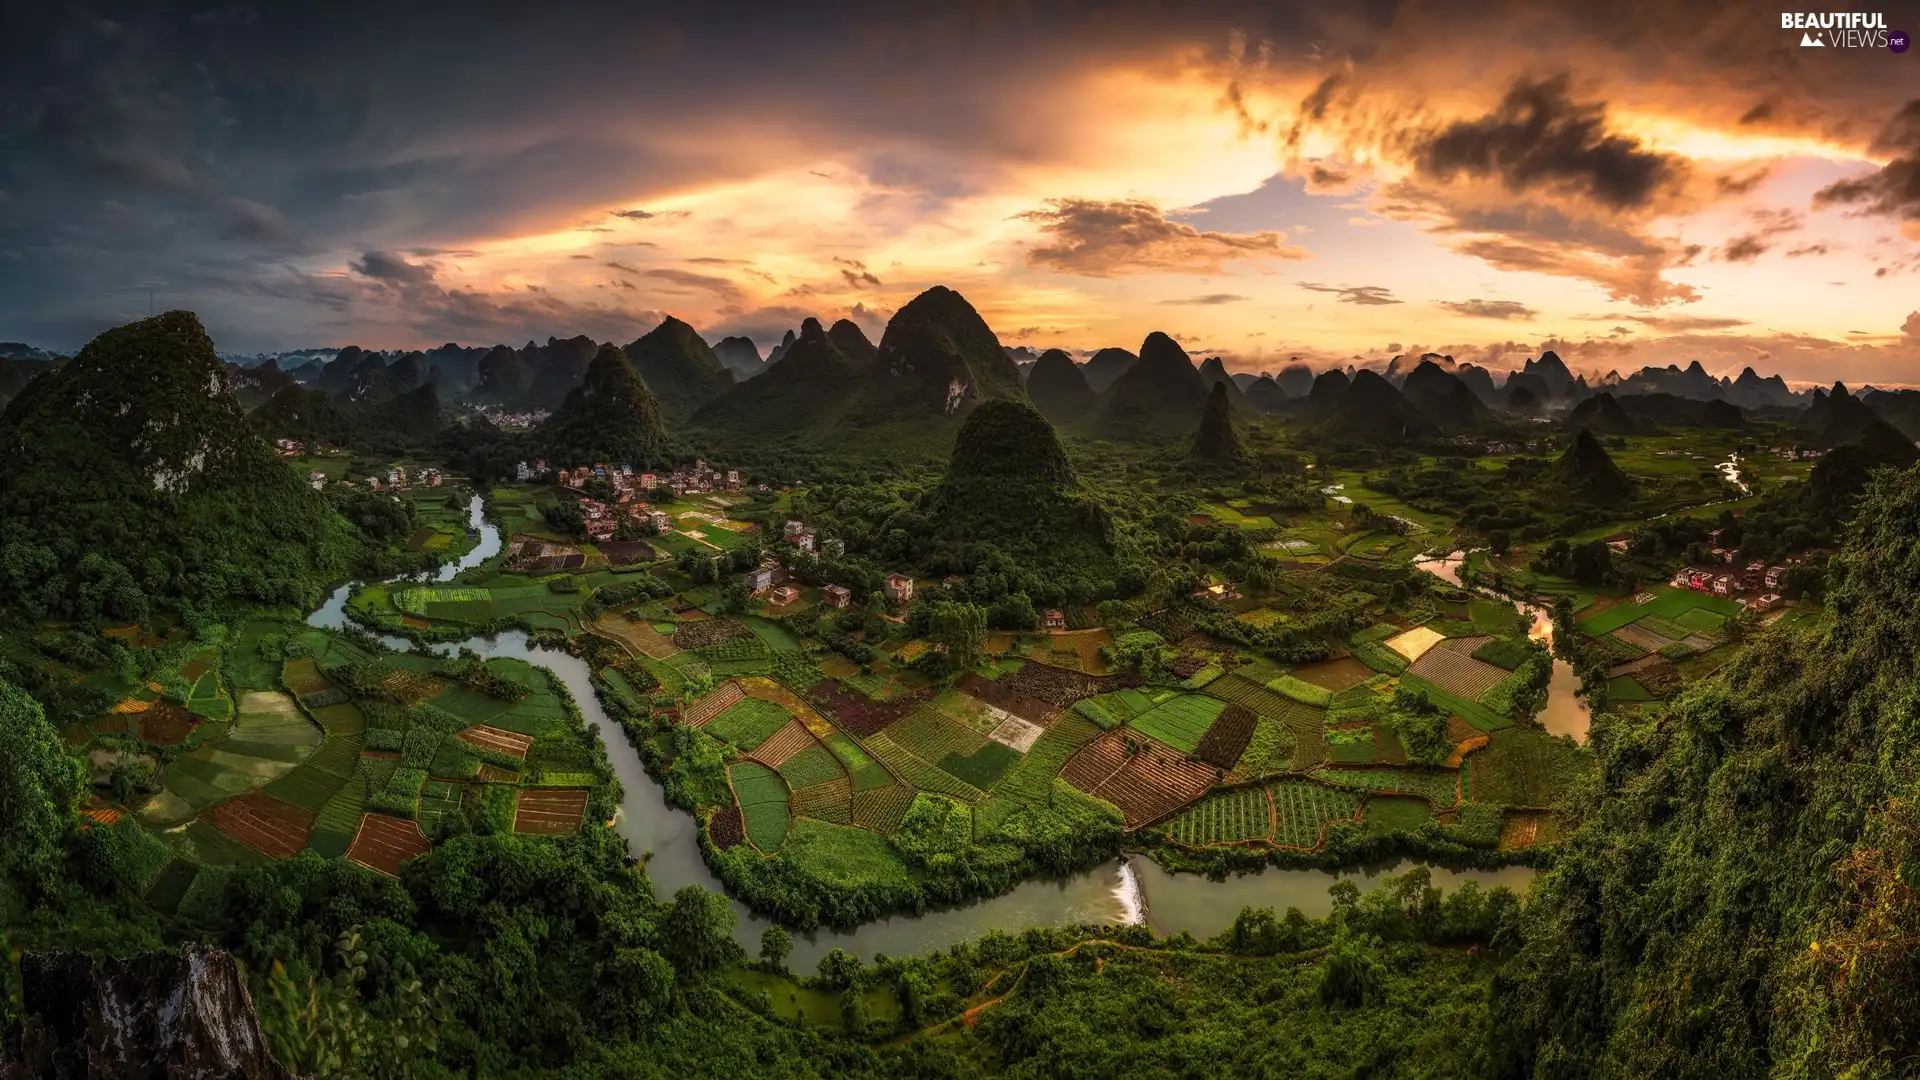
left=1414, top=76, right=1685, bottom=211
left=1815, top=100, right=1920, bottom=225
left=352, top=250, right=436, bottom=285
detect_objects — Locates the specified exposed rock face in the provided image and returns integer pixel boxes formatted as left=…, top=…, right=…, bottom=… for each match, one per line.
left=1, top=945, right=302, bottom=1080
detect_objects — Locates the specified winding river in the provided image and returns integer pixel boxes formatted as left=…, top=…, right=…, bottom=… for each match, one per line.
left=310, top=496, right=1536, bottom=969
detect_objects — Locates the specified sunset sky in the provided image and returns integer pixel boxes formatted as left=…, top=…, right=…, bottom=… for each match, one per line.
left=2, top=1, right=1918, bottom=383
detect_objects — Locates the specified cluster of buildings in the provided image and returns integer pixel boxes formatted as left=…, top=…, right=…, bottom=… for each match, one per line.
left=1669, top=554, right=1792, bottom=611
left=538, top=460, right=742, bottom=497
left=479, top=408, right=550, bottom=431
left=739, top=518, right=914, bottom=612
left=310, top=464, right=444, bottom=493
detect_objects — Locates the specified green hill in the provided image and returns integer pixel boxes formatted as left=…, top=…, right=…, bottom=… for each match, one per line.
left=1549, top=429, right=1635, bottom=503
left=1197, top=356, right=1249, bottom=415
left=1080, top=332, right=1208, bottom=440
left=0, top=312, right=361, bottom=620
left=1025, top=348, right=1095, bottom=423
left=1082, top=347, right=1136, bottom=392
left=922, top=399, right=1115, bottom=573
left=623, top=317, right=736, bottom=421
left=1190, top=381, right=1242, bottom=462
left=537, top=343, right=669, bottom=467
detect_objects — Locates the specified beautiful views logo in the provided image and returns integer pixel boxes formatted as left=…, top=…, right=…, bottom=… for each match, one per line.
left=1781, top=11, right=1898, bottom=47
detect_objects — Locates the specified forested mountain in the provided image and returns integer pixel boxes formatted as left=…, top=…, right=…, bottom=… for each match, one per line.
left=1079, top=332, right=1209, bottom=440
left=0, top=312, right=362, bottom=622
left=1401, top=360, right=1483, bottom=428
left=690, top=318, right=871, bottom=435
left=1196, top=356, right=1249, bottom=415
left=1565, top=391, right=1639, bottom=434
left=921, top=399, right=1116, bottom=576
left=1312, top=369, right=1437, bottom=443
left=1025, top=347, right=1096, bottom=423
left=1548, top=429, right=1635, bottom=503
left=712, top=335, right=764, bottom=378
left=537, top=343, right=669, bottom=466
left=624, top=317, right=736, bottom=420
left=1081, top=346, right=1137, bottom=392
left=1498, top=468, right=1920, bottom=1077
left=1191, top=381, right=1242, bottom=462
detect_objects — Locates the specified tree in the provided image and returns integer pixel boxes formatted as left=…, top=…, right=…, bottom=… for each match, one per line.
left=723, top=580, right=750, bottom=614
left=658, top=885, right=737, bottom=979
left=760, top=925, right=792, bottom=970
left=1488, top=529, right=1511, bottom=557
left=929, top=601, right=988, bottom=672
left=817, top=947, right=862, bottom=990
left=0, top=679, right=87, bottom=890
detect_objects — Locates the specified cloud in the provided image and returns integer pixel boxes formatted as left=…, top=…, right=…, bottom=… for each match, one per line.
left=1717, top=208, right=1801, bottom=263
left=834, top=258, right=882, bottom=288
left=642, top=267, right=742, bottom=302
left=351, top=250, right=436, bottom=285
left=1413, top=76, right=1686, bottom=211
left=220, top=197, right=297, bottom=245
left=1622, top=314, right=1748, bottom=332
left=1905, top=311, right=1920, bottom=345
left=1298, top=282, right=1400, bottom=305
left=1017, top=198, right=1307, bottom=277
left=1437, top=299, right=1536, bottom=319
left=1814, top=100, right=1920, bottom=224
left=1785, top=243, right=1831, bottom=257
left=1159, top=293, right=1250, bottom=306
left=610, top=208, right=688, bottom=221
left=1450, top=237, right=1695, bottom=306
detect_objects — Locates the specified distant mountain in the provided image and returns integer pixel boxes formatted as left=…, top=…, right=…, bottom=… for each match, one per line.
left=358, top=382, right=442, bottom=443
left=1524, top=350, right=1575, bottom=400
left=691, top=317, right=870, bottom=435
left=1276, top=363, right=1315, bottom=398
left=251, top=386, right=356, bottom=447
left=314, top=346, right=369, bottom=395
left=1025, top=348, right=1096, bottom=424
left=1306, top=369, right=1352, bottom=418
left=1503, top=371, right=1551, bottom=406
left=713, top=336, right=765, bottom=379
left=538, top=343, right=668, bottom=466
left=1506, top=384, right=1541, bottom=412
left=1004, top=346, right=1039, bottom=368
left=922, top=399, right=1115, bottom=571
left=228, top=358, right=296, bottom=408
left=623, top=317, right=735, bottom=421
left=1809, top=421, right=1920, bottom=506
left=522, top=335, right=601, bottom=407
left=1614, top=393, right=1745, bottom=430
left=1549, top=429, right=1635, bottom=503
left=1191, top=381, right=1242, bottom=462
left=766, top=328, right=797, bottom=366
left=419, top=342, right=489, bottom=392
left=1804, top=382, right=1896, bottom=449
left=473, top=344, right=535, bottom=402
left=1230, top=372, right=1259, bottom=391
left=1457, top=363, right=1500, bottom=406
left=1566, top=392, right=1639, bottom=434
left=1615, top=360, right=1724, bottom=401
left=0, top=311, right=360, bottom=618
left=1401, top=360, right=1483, bottom=428
left=1197, top=357, right=1249, bottom=415
left=1243, top=374, right=1289, bottom=412
left=1861, top=388, right=1920, bottom=441
left=1079, top=332, right=1209, bottom=440
left=1315, top=369, right=1437, bottom=443
left=1728, top=366, right=1794, bottom=409
left=1082, top=347, right=1137, bottom=392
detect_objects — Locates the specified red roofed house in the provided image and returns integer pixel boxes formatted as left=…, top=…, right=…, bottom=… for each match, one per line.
left=822, top=584, right=852, bottom=609
left=1042, top=609, right=1066, bottom=629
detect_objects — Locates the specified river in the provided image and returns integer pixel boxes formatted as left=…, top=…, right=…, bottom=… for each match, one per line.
left=1411, top=551, right=1590, bottom=742
left=310, top=495, right=1536, bottom=969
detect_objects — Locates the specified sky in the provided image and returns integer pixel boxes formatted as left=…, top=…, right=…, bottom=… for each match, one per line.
left=2, top=0, right=1919, bottom=385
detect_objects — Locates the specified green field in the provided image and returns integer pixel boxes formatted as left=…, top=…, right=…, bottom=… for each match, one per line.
left=705, top=697, right=793, bottom=750
left=1578, top=586, right=1744, bottom=636
left=730, top=761, right=792, bottom=851
left=1127, top=693, right=1227, bottom=753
